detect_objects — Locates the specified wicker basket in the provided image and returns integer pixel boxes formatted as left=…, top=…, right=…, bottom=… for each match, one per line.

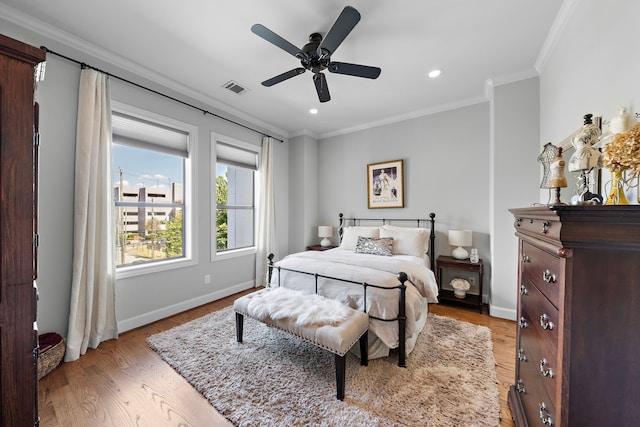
left=38, top=333, right=65, bottom=380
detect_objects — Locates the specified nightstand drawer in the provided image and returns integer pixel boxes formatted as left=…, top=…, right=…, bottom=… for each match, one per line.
left=521, top=242, right=562, bottom=308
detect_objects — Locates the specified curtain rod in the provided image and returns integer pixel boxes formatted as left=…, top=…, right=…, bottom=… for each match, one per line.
left=40, top=46, right=284, bottom=143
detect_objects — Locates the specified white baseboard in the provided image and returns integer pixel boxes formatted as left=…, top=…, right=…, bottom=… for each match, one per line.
left=117, top=281, right=255, bottom=332
left=488, top=304, right=516, bottom=321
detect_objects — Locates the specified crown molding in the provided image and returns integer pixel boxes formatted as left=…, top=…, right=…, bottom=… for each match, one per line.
left=289, top=129, right=320, bottom=140
left=318, top=96, right=488, bottom=140
left=488, top=68, right=539, bottom=88
left=0, top=4, right=289, bottom=139
left=535, top=0, right=581, bottom=73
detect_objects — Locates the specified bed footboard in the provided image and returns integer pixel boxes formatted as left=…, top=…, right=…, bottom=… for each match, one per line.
left=267, top=254, right=410, bottom=367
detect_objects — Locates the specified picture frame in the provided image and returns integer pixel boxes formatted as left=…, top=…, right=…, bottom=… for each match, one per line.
left=367, top=159, right=404, bottom=208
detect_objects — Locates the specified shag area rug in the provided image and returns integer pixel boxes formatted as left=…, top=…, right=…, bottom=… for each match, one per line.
left=147, top=306, right=500, bottom=426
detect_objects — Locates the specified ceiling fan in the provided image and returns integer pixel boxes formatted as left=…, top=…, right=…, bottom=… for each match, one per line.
left=251, top=6, right=381, bottom=103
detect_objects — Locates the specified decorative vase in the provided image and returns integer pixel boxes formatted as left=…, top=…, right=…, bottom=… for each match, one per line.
left=608, top=107, right=636, bottom=135
left=605, top=170, right=629, bottom=205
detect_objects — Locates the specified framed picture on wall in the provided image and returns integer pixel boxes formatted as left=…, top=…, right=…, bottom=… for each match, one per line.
left=367, top=159, right=404, bottom=208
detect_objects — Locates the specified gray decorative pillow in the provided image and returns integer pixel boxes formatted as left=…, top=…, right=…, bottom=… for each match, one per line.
left=355, top=236, right=394, bottom=256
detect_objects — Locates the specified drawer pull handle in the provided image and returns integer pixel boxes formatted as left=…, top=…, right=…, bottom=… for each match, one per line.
left=516, top=379, right=526, bottom=394
left=520, top=285, right=528, bottom=296
left=516, top=218, right=522, bottom=227
left=543, top=270, right=556, bottom=283
left=521, top=254, right=530, bottom=263
left=517, top=348, right=527, bottom=362
left=540, top=314, right=554, bottom=330
left=519, top=317, right=528, bottom=329
left=540, top=358, right=555, bottom=378
left=539, top=402, right=554, bottom=425
left=542, top=221, right=550, bottom=234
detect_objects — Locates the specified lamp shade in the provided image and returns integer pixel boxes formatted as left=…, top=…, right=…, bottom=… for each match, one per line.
left=448, top=229, right=472, bottom=260
left=448, top=229, right=472, bottom=247
left=318, top=226, right=333, bottom=238
left=318, top=226, right=333, bottom=247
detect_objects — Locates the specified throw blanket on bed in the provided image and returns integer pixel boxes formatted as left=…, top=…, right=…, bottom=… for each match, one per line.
left=270, top=248, right=439, bottom=353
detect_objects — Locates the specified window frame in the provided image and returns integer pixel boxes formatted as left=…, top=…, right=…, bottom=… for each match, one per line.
left=211, top=133, right=259, bottom=261
left=112, top=101, right=198, bottom=279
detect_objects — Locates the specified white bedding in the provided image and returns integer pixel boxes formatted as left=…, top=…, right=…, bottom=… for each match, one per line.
left=270, top=248, right=439, bottom=358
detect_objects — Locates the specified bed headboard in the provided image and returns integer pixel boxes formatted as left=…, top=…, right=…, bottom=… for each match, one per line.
left=338, top=212, right=436, bottom=269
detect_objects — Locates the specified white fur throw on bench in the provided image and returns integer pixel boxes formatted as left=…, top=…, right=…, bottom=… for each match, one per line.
left=247, top=286, right=354, bottom=326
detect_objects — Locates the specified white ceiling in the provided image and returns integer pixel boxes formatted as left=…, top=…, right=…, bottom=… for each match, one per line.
left=1, top=0, right=563, bottom=138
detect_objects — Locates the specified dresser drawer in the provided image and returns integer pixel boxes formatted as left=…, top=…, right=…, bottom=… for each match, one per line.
left=518, top=350, right=557, bottom=427
left=519, top=316, right=557, bottom=408
left=520, top=276, right=559, bottom=358
left=515, top=215, right=560, bottom=242
left=521, top=241, right=562, bottom=308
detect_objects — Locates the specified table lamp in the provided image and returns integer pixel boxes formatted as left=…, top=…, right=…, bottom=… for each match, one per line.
left=318, top=226, right=333, bottom=247
left=448, top=229, right=472, bottom=260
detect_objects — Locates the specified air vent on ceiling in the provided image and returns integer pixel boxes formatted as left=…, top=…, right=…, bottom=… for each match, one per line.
left=223, top=80, right=249, bottom=95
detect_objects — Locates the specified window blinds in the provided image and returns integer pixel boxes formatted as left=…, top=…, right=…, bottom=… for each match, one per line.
left=112, top=111, right=188, bottom=157
left=216, top=141, right=258, bottom=170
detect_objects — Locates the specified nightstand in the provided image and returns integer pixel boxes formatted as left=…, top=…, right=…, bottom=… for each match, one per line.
left=436, top=255, right=484, bottom=311
left=306, top=245, right=337, bottom=251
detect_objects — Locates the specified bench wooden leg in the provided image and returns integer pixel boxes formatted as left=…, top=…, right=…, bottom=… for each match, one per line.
left=235, top=312, right=244, bottom=342
left=359, top=332, right=368, bottom=366
left=335, top=354, right=345, bottom=400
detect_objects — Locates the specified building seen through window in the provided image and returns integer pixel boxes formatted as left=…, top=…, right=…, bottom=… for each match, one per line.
left=112, top=110, right=188, bottom=268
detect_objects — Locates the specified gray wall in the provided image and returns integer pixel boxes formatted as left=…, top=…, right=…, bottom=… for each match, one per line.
left=489, top=77, right=540, bottom=317
left=317, top=103, right=493, bottom=299
left=288, top=134, right=319, bottom=253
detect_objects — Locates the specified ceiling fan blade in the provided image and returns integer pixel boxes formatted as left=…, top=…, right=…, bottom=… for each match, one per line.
left=262, top=68, right=306, bottom=87
left=313, top=73, right=331, bottom=103
left=251, top=24, right=304, bottom=58
left=318, top=6, right=361, bottom=56
left=328, top=62, right=381, bottom=79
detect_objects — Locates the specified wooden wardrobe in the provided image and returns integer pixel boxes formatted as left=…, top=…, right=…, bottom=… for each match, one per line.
left=0, top=34, right=46, bottom=427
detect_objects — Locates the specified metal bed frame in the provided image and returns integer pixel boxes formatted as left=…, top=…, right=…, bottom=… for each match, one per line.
left=268, top=212, right=436, bottom=367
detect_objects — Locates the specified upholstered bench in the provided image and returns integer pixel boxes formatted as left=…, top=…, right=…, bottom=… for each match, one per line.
left=233, top=287, right=369, bottom=400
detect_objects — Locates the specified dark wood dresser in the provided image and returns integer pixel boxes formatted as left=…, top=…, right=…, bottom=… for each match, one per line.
left=508, top=206, right=640, bottom=426
left=0, top=34, right=45, bottom=427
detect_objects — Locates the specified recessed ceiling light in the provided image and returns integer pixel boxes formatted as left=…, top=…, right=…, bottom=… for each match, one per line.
left=309, top=108, right=318, bottom=114
left=426, top=69, right=444, bottom=79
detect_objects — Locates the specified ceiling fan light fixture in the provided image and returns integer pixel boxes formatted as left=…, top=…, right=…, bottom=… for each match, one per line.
left=426, top=69, right=444, bottom=79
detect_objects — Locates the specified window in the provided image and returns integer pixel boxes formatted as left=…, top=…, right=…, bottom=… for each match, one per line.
left=112, top=108, right=193, bottom=272
left=214, top=135, right=258, bottom=256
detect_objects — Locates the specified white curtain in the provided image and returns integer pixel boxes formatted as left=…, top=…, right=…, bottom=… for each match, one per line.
left=65, top=69, right=118, bottom=362
left=255, top=136, right=278, bottom=287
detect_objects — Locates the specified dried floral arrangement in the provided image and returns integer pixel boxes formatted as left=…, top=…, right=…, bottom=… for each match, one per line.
left=450, top=278, right=471, bottom=291
left=603, top=122, right=640, bottom=178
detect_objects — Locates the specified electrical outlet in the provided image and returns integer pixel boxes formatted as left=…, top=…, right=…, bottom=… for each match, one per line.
left=468, top=277, right=475, bottom=287
left=204, top=274, right=211, bottom=285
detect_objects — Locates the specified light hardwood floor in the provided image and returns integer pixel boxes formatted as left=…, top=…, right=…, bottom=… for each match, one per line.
left=38, top=291, right=516, bottom=426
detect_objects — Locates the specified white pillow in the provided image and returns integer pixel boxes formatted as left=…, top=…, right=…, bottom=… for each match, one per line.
left=379, top=225, right=429, bottom=258
left=339, top=226, right=380, bottom=250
